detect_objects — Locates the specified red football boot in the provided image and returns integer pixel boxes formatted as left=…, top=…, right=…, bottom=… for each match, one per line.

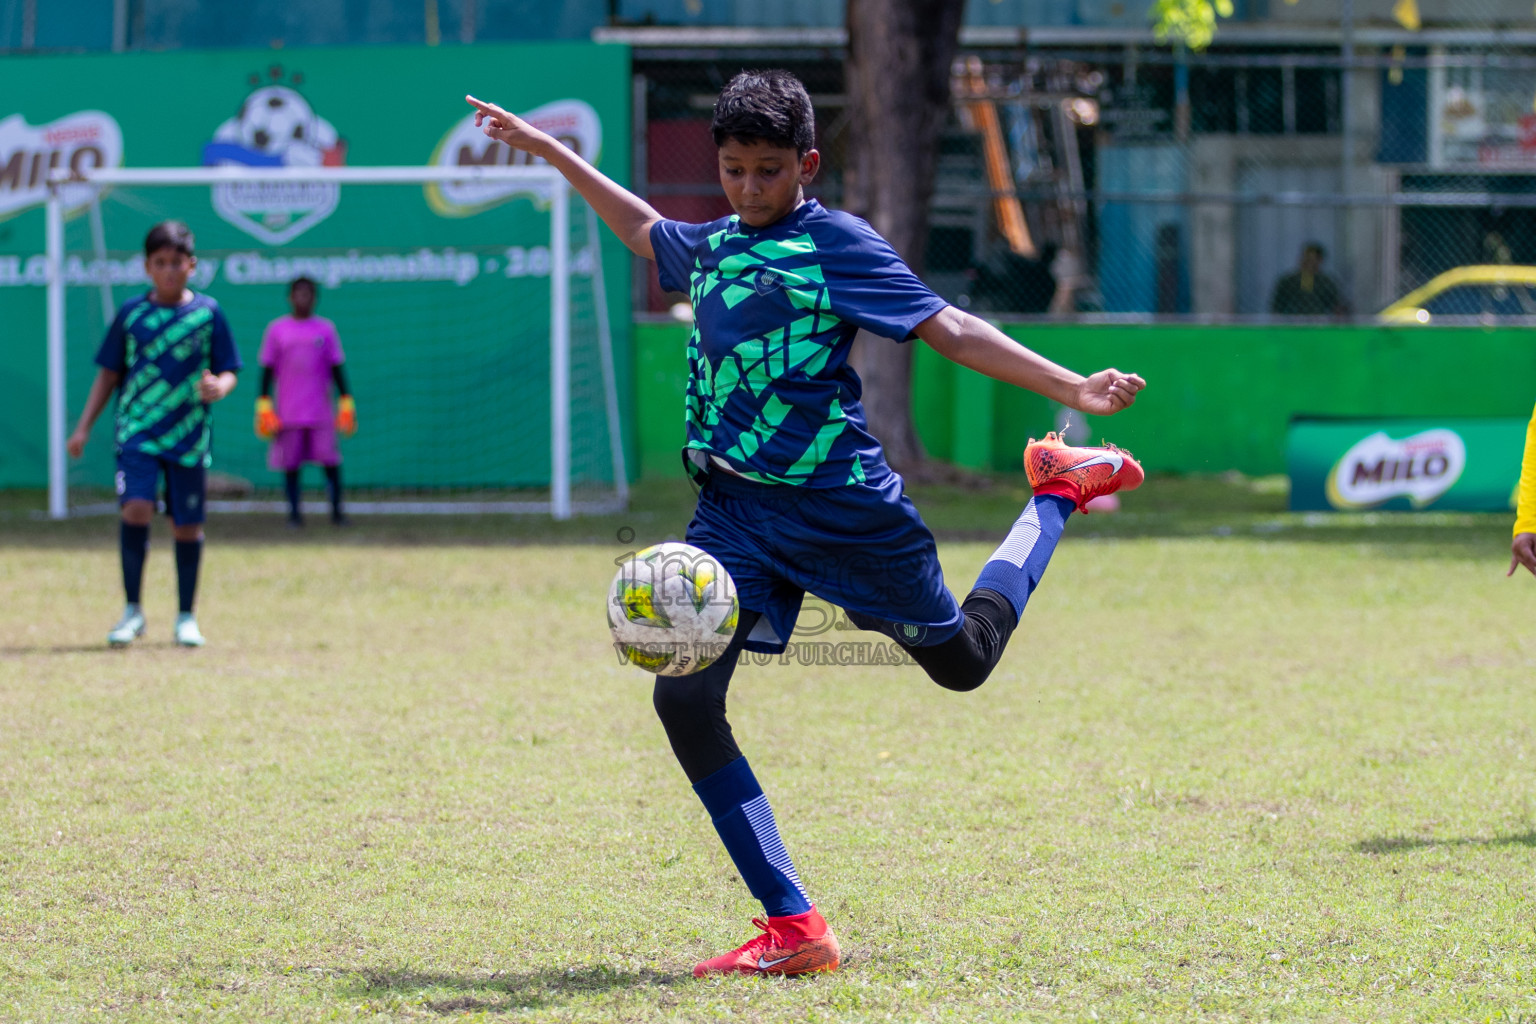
left=1025, top=432, right=1144, bottom=513
left=693, top=906, right=841, bottom=978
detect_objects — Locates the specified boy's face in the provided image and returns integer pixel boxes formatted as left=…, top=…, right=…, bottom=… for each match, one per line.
left=144, top=247, right=194, bottom=301
left=290, top=283, right=316, bottom=317
left=717, top=137, right=820, bottom=228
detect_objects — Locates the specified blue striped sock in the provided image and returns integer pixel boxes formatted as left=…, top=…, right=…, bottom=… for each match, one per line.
left=972, top=494, right=1073, bottom=619
left=693, top=756, right=811, bottom=918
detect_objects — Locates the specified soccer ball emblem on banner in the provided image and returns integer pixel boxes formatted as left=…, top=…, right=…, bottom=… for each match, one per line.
left=202, top=81, right=348, bottom=245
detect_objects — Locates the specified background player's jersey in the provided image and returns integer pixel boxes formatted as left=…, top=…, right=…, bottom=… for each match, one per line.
left=94, top=293, right=242, bottom=468
left=259, top=315, right=345, bottom=427
left=651, top=200, right=949, bottom=488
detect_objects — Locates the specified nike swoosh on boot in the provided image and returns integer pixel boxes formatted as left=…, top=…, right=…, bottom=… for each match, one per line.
left=1065, top=451, right=1123, bottom=472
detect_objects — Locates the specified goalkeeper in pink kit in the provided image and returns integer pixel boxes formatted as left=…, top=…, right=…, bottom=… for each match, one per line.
left=256, top=276, right=356, bottom=526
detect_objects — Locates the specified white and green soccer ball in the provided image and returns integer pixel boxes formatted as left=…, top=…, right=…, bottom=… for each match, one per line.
left=608, top=542, right=739, bottom=676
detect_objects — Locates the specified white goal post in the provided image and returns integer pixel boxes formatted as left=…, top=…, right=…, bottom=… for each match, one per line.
left=44, top=164, right=628, bottom=521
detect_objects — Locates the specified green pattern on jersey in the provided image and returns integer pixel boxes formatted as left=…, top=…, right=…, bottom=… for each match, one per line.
left=684, top=228, right=851, bottom=485
left=115, top=307, right=215, bottom=467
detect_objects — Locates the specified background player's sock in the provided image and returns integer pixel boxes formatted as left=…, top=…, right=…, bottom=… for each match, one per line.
left=323, top=465, right=345, bottom=523
left=175, top=539, right=202, bottom=614
left=694, top=756, right=812, bottom=918
left=972, top=494, right=1073, bottom=619
left=120, top=522, right=149, bottom=604
left=284, top=470, right=302, bottom=523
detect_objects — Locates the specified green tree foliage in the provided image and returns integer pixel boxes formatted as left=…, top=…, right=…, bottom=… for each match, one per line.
left=1150, top=0, right=1233, bottom=50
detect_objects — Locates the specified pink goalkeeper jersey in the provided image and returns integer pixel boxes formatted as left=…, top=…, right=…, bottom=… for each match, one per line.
left=259, top=315, right=345, bottom=427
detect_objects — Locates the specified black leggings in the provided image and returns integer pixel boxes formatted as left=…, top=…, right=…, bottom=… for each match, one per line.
left=652, top=588, right=1019, bottom=784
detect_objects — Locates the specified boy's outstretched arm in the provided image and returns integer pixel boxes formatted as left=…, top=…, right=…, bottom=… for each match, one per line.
left=466, top=95, right=661, bottom=260
left=914, top=306, right=1145, bottom=416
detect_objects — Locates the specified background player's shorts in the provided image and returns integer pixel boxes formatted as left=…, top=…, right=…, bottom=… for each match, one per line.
left=268, top=424, right=340, bottom=471
left=686, top=469, right=964, bottom=654
left=115, top=449, right=207, bottom=526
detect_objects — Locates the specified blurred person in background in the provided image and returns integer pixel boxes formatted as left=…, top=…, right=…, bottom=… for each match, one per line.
left=1483, top=230, right=1514, bottom=265
left=1271, top=242, right=1347, bottom=317
left=255, top=276, right=356, bottom=528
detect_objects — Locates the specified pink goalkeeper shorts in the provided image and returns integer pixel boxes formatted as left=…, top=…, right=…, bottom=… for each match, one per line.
left=268, top=424, right=340, bottom=471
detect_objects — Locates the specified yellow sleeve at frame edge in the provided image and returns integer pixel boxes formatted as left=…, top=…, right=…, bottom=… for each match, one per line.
left=1515, top=402, right=1536, bottom=536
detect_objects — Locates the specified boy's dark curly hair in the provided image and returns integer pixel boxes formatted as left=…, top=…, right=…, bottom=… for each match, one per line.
left=144, top=220, right=195, bottom=258
left=710, top=70, right=815, bottom=155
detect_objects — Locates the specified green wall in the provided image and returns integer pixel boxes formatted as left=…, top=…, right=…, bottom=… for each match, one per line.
left=634, top=322, right=1536, bottom=479
left=634, top=321, right=691, bottom=481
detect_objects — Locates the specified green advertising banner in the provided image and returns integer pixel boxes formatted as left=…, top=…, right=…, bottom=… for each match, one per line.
left=1287, top=417, right=1525, bottom=512
left=0, top=42, right=631, bottom=491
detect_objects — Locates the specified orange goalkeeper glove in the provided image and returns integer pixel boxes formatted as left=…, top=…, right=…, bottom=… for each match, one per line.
left=255, top=397, right=281, bottom=440
left=335, top=395, right=357, bottom=437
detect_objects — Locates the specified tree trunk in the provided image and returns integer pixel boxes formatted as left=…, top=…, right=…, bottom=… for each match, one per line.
left=843, top=0, right=967, bottom=472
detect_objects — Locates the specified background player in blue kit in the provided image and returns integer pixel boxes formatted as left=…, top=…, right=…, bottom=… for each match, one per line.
left=468, top=71, right=1145, bottom=977
left=66, top=220, right=242, bottom=648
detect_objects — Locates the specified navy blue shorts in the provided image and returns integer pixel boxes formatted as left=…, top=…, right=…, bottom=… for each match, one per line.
left=686, top=469, right=964, bottom=654
left=116, top=449, right=207, bottom=526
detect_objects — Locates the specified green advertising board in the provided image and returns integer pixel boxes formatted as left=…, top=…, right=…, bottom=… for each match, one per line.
left=0, top=42, right=631, bottom=491
left=1287, top=417, right=1525, bottom=512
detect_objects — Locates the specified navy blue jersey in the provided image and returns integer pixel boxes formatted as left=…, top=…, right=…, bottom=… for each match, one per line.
left=651, top=200, right=949, bottom=488
left=94, top=293, right=242, bottom=468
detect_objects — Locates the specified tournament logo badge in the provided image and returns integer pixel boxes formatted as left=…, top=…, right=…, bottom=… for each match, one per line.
left=202, top=69, right=347, bottom=245
left=426, top=99, right=601, bottom=217
left=1325, top=429, right=1466, bottom=509
left=0, top=110, right=123, bottom=221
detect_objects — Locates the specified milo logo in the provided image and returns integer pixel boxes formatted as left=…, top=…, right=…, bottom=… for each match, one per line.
left=426, top=99, right=602, bottom=217
left=0, top=111, right=123, bottom=220
left=1325, top=429, right=1466, bottom=509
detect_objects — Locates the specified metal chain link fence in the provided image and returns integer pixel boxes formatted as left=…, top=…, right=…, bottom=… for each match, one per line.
left=13, top=0, right=1535, bottom=323
left=637, top=3, right=1536, bottom=323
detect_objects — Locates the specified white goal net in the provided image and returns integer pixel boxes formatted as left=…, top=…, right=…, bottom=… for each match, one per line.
left=45, top=165, right=628, bottom=520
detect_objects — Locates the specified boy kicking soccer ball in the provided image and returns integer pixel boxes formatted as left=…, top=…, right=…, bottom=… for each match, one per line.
left=255, top=276, right=355, bottom=527
left=66, top=220, right=241, bottom=648
left=469, top=72, right=1146, bottom=977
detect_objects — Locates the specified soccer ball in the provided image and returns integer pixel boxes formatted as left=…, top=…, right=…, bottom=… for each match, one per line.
left=608, top=542, right=738, bottom=676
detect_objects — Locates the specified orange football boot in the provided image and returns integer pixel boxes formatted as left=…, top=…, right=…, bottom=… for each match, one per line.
left=1024, top=432, right=1144, bottom=513
left=693, top=906, right=841, bottom=978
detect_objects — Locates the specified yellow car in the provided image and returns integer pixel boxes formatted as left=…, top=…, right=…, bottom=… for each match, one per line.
left=1379, top=264, right=1536, bottom=323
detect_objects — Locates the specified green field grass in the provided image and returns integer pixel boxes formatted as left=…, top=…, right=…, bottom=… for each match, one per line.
left=3, top=476, right=1535, bottom=1022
